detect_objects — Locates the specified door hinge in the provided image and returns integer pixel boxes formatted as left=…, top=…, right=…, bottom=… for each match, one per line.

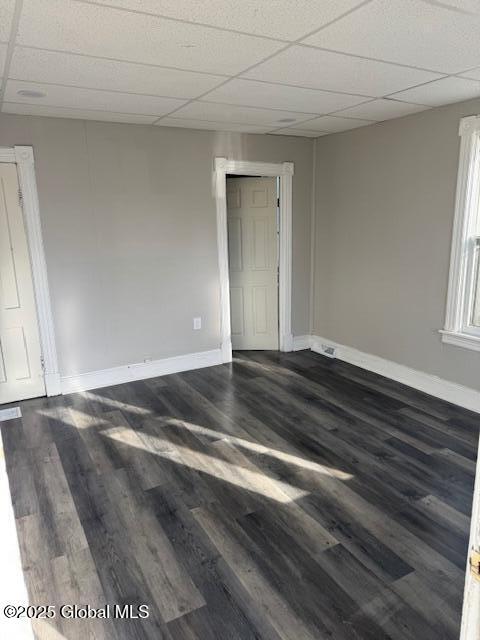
left=18, top=188, right=23, bottom=208
left=469, top=549, right=480, bottom=582
left=40, top=356, right=45, bottom=371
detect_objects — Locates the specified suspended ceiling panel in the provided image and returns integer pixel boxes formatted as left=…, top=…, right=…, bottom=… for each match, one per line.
left=0, top=0, right=479, bottom=137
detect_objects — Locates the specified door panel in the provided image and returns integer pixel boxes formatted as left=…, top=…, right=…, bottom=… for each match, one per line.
left=230, top=287, right=245, bottom=337
left=0, top=163, right=45, bottom=403
left=251, top=188, right=268, bottom=208
left=253, top=218, right=269, bottom=270
left=253, top=286, right=268, bottom=334
left=226, top=186, right=241, bottom=209
left=227, top=217, right=243, bottom=272
left=0, top=185, right=21, bottom=310
left=0, top=342, right=6, bottom=382
left=227, top=177, right=278, bottom=350
left=3, top=327, right=31, bottom=380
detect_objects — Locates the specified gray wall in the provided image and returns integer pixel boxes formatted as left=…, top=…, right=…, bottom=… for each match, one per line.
left=313, top=98, right=480, bottom=391
left=0, top=114, right=313, bottom=377
left=8, top=100, right=476, bottom=391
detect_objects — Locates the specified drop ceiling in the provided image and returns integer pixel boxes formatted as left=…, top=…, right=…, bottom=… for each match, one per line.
left=1, top=0, right=480, bottom=137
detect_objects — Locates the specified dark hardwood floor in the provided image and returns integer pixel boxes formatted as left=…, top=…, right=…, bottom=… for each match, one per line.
left=1, top=350, right=478, bottom=639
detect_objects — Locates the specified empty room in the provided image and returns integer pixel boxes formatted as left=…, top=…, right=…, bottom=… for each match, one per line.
left=1, top=1, right=480, bottom=639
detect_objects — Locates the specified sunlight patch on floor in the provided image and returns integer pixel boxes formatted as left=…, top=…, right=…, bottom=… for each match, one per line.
left=83, top=391, right=152, bottom=416
left=39, top=401, right=353, bottom=485
left=103, top=426, right=309, bottom=503
left=38, top=407, right=109, bottom=430
left=167, top=417, right=353, bottom=481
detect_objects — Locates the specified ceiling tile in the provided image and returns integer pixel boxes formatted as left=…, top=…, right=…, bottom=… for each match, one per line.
left=459, top=67, right=480, bottom=81
left=245, top=46, right=442, bottom=97
left=2, top=102, right=158, bottom=124
left=157, top=117, right=271, bottom=133
left=0, top=0, right=15, bottom=41
left=296, top=115, right=373, bottom=132
left=170, top=101, right=317, bottom=126
left=303, top=0, right=480, bottom=74
left=17, top=0, right=284, bottom=75
left=5, top=80, right=187, bottom=115
left=9, top=47, right=226, bottom=98
left=336, top=98, right=429, bottom=120
left=202, top=78, right=369, bottom=114
left=419, top=0, right=480, bottom=12
left=87, top=0, right=366, bottom=41
left=390, top=76, right=480, bottom=106
left=270, top=128, right=326, bottom=137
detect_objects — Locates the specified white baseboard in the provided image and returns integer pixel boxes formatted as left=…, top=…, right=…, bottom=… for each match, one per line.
left=61, top=348, right=223, bottom=394
left=45, top=371, right=62, bottom=397
left=311, top=335, right=480, bottom=414
left=292, top=335, right=313, bottom=351
left=59, top=336, right=480, bottom=413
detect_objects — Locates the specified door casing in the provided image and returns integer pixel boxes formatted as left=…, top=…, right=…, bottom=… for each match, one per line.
left=214, top=158, right=293, bottom=363
left=0, top=146, right=60, bottom=398
left=461, top=435, right=480, bottom=639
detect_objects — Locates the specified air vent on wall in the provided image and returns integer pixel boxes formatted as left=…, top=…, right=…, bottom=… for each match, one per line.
left=320, top=344, right=336, bottom=358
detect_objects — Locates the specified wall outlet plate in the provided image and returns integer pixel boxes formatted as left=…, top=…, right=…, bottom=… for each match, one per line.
left=193, top=317, right=202, bottom=330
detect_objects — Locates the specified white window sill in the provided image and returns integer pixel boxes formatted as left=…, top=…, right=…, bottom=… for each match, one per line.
left=440, top=329, right=480, bottom=352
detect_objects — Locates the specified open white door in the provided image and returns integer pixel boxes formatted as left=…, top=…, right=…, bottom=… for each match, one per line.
left=0, top=163, right=45, bottom=404
left=227, top=176, right=279, bottom=350
left=461, top=436, right=480, bottom=639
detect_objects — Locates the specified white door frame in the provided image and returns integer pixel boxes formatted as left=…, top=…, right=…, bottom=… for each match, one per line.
left=0, top=146, right=60, bottom=397
left=214, top=157, right=294, bottom=362
left=461, top=435, right=480, bottom=639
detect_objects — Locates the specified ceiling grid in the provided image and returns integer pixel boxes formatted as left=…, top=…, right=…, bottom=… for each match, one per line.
left=0, top=0, right=479, bottom=136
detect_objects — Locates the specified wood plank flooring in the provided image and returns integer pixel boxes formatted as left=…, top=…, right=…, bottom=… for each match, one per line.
left=1, top=350, right=478, bottom=639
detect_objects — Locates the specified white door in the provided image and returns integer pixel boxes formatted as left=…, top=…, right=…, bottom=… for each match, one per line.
left=0, top=163, right=45, bottom=404
left=227, top=176, right=279, bottom=350
left=460, top=436, right=480, bottom=640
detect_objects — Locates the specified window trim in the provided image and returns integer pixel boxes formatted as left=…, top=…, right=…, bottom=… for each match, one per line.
left=441, top=115, right=480, bottom=351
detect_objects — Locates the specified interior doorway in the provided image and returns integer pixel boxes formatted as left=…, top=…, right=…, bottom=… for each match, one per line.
left=226, top=175, right=279, bottom=350
left=214, top=158, right=294, bottom=363
left=0, top=146, right=60, bottom=404
left=0, top=163, right=45, bottom=403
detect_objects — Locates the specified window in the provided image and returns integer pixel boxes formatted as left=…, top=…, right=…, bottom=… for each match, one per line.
left=442, top=115, right=480, bottom=351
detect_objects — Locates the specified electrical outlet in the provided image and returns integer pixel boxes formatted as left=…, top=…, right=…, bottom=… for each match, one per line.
left=321, top=344, right=336, bottom=358
left=193, top=317, right=202, bottom=330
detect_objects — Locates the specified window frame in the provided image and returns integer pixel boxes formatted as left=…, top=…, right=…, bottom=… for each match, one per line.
left=441, top=115, right=480, bottom=352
